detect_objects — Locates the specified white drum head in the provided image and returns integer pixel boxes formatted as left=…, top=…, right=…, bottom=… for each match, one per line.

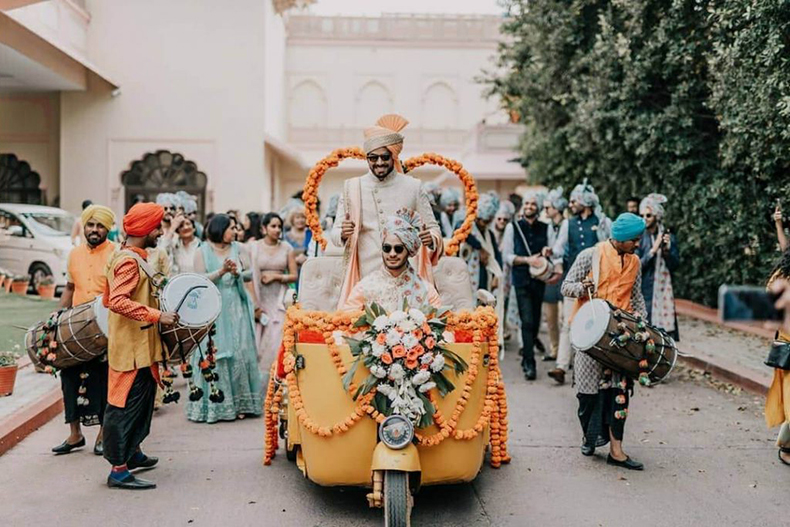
left=92, top=295, right=110, bottom=336
left=160, top=273, right=222, bottom=328
left=570, top=299, right=611, bottom=351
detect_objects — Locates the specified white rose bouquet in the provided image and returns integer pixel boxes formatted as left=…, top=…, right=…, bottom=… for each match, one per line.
left=342, top=301, right=468, bottom=428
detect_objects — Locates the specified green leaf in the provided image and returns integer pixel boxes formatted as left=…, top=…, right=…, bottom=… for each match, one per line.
left=342, top=359, right=361, bottom=392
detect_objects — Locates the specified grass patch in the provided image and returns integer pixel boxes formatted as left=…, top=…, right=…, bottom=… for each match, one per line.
left=0, top=292, right=58, bottom=352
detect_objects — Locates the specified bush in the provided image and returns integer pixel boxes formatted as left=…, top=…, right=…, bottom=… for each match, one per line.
left=484, top=0, right=790, bottom=305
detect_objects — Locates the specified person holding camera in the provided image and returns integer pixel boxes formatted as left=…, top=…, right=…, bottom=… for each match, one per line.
left=637, top=194, right=680, bottom=340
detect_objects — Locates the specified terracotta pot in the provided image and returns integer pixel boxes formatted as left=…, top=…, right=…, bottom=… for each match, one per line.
left=3, top=278, right=11, bottom=292
left=37, top=284, right=56, bottom=299
left=0, top=365, right=18, bottom=396
left=11, top=281, right=28, bottom=295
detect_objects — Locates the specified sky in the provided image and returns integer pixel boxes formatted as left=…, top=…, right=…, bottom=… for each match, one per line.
left=304, top=0, right=506, bottom=16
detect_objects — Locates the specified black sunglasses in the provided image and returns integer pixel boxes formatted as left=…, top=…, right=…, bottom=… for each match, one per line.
left=367, top=153, right=392, bottom=163
left=382, top=243, right=406, bottom=255
left=641, top=213, right=653, bottom=219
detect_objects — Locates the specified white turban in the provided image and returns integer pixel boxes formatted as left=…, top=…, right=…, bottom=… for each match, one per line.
left=639, top=193, right=668, bottom=220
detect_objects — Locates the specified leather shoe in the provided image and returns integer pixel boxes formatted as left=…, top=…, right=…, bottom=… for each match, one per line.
left=607, top=455, right=644, bottom=471
left=547, top=368, right=566, bottom=385
left=52, top=437, right=85, bottom=455
left=93, top=441, right=103, bottom=456
left=128, top=454, right=158, bottom=470
left=523, top=364, right=537, bottom=381
left=581, top=444, right=595, bottom=456
left=542, top=354, right=556, bottom=362
left=535, top=338, right=546, bottom=354
left=107, top=473, right=156, bottom=490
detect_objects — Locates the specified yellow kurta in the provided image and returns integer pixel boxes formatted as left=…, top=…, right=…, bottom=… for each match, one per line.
left=765, top=271, right=790, bottom=428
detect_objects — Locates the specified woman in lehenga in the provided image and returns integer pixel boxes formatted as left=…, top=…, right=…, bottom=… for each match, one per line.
left=766, top=250, right=790, bottom=466
left=187, top=214, right=263, bottom=423
left=250, top=212, right=298, bottom=369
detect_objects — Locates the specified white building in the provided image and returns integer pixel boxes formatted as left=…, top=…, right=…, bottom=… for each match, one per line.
left=0, top=1, right=525, bottom=220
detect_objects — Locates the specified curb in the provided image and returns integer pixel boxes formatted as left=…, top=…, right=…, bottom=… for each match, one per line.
left=0, top=386, right=63, bottom=456
left=675, top=298, right=772, bottom=396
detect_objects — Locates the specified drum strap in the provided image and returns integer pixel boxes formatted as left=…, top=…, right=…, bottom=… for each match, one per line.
left=591, top=245, right=601, bottom=294
left=119, top=249, right=158, bottom=280
left=513, top=219, right=534, bottom=257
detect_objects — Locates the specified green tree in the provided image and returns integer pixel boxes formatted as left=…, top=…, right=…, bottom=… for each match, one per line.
left=485, top=0, right=790, bottom=305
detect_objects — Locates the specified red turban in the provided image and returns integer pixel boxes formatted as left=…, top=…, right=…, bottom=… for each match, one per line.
left=123, top=203, right=164, bottom=237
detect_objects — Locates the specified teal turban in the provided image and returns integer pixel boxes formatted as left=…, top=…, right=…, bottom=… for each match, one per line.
left=611, top=213, right=646, bottom=242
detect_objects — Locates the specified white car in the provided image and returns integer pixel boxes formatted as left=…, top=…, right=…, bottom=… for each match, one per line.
left=0, top=204, right=75, bottom=290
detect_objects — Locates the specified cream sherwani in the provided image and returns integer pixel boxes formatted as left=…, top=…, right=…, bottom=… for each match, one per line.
left=331, top=170, right=442, bottom=280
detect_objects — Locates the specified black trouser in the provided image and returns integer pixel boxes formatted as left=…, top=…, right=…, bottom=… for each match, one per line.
left=103, top=368, right=156, bottom=467
left=515, top=281, right=545, bottom=369
left=577, top=388, right=630, bottom=447
left=61, top=359, right=108, bottom=427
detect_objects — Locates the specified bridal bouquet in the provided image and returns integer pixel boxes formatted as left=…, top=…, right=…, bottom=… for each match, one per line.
left=342, top=302, right=468, bottom=428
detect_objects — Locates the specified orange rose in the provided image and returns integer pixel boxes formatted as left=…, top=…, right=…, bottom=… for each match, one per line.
left=409, top=345, right=425, bottom=356
left=425, top=336, right=436, bottom=350
left=376, top=333, right=387, bottom=345
left=413, top=329, right=423, bottom=340
left=406, top=358, right=419, bottom=370
left=380, top=353, right=393, bottom=365
left=422, top=323, right=431, bottom=334
left=392, top=345, right=407, bottom=358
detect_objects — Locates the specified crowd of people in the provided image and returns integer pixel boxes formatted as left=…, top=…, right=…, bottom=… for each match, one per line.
left=50, top=111, right=790, bottom=492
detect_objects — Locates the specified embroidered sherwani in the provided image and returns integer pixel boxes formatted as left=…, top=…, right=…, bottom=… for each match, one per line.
left=331, top=170, right=443, bottom=308
left=343, top=266, right=442, bottom=313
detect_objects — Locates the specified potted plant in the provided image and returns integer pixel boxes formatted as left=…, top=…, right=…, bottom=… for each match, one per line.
left=11, top=275, right=30, bottom=296
left=0, top=351, right=20, bottom=396
left=0, top=269, right=7, bottom=291
left=37, top=275, right=56, bottom=299
left=4, top=273, right=14, bottom=293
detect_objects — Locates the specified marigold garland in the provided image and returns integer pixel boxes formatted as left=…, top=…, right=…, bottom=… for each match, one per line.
left=301, top=148, right=478, bottom=257
left=263, top=306, right=510, bottom=468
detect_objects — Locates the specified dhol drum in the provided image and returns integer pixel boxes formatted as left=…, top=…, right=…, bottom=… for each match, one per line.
left=570, top=299, right=677, bottom=384
left=159, top=273, right=222, bottom=363
left=26, top=296, right=110, bottom=370
left=529, top=257, right=555, bottom=282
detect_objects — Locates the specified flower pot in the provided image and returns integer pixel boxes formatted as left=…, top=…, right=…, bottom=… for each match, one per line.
left=11, top=281, right=28, bottom=295
left=0, top=365, right=18, bottom=396
left=37, top=284, right=56, bottom=299
left=3, top=278, right=11, bottom=293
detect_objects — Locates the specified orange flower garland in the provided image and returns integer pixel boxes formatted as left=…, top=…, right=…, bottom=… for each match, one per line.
left=262, top=306, right=510, bottom=468
left=301, top=148, right=478, bottom=256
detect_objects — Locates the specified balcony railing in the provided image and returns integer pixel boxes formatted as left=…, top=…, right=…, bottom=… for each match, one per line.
left=286, top=14, right=503, bottom=43
left=288, top=126, right=469, bottom=149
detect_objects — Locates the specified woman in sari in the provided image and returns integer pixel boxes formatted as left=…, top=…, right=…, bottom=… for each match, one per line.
left=187, top=214, right=263, bottom=423
left=766, top=251, right=790, bottom=466
left=250, top=213, right=298, bottom=369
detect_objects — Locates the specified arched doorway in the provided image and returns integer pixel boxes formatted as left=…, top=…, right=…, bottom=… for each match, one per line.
left=121, top=150, right=207, bottom=219
left=0, top=154, right=42, bottom=204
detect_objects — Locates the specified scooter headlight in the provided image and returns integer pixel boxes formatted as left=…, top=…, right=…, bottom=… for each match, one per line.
left=378, top=415, right=414, bottom=450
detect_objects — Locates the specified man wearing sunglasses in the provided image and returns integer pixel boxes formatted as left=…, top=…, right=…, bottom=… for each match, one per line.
left=343, top=209, right=441, bottom=313
left=637, top=193, right=680, bottom=340
left=332, top=114, right=443, bottom=309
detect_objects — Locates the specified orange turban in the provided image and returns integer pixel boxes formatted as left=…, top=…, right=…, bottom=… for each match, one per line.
left=123, top=202, right=164, bottom=237
left=363, top=114, right=409, bottom=173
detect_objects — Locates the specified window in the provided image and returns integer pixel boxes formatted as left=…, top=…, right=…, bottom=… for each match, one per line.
left=0, top=154, right=42, bottom=205
left=121, top=150, right=207, bottom=217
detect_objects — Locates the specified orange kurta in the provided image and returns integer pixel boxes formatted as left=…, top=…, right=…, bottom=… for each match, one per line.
left=67, top=239, right=116, bottom=305
left=573, top=241, right=640, bottom=317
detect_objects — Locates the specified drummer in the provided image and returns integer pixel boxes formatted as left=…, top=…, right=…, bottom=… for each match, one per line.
left=561, top=212, right=647, bottom=471
left=52, top=205, right=117, bottom=457
left=102, top=202, right=179, bottom=490
left=501, top=192, right=561, bottom=381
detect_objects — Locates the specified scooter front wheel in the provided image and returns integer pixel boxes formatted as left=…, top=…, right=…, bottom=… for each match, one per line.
left=383, top=470, right=412, bottom=527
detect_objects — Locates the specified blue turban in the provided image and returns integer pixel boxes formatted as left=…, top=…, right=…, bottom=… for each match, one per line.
left=611, top=213, right=646, bottom=242
left=478, top=192, right=500, bottom=222
left=546, top=186, right=568, bottom=212
left=570, top=178, right=599, bottom=209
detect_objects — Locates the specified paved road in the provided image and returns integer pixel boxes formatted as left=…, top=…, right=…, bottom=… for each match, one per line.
left=0, top=346, right=786, bottom=527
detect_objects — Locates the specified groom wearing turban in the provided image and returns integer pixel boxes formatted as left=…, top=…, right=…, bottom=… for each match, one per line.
left=561, top=213, right=648, bottom=471
left=331, top=114, right=443, bottom=309
left=343, top=209, right=441, bottom=313
left=101, top=202, right=179, bottom=490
